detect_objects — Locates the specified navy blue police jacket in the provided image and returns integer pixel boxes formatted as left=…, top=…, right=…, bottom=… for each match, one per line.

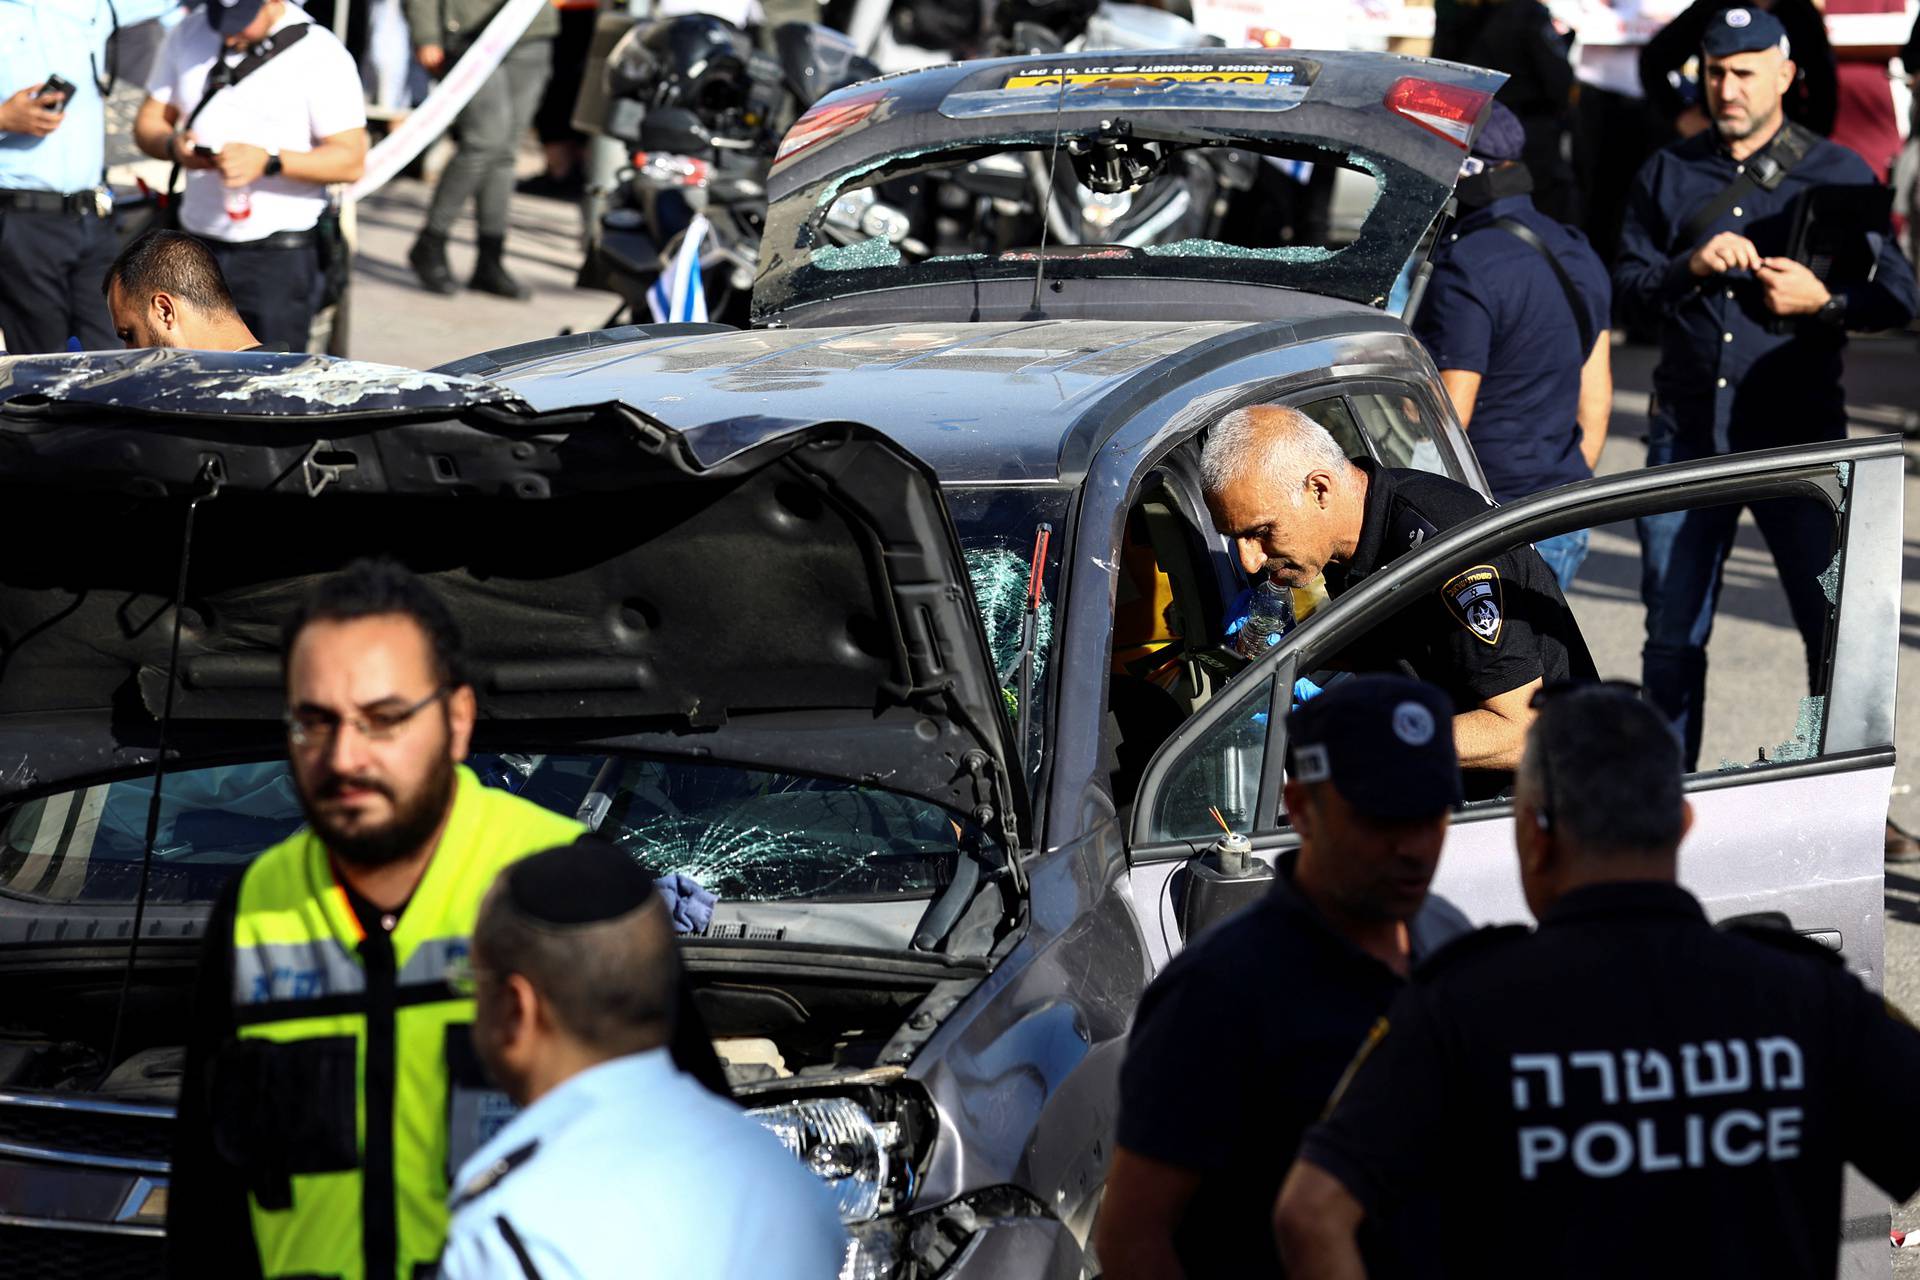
left=1414, top=193, right=1612, bottom=503
left=1613, top=124, right=1917, bottom=456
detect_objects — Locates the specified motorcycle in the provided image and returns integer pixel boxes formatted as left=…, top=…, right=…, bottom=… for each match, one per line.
left=585, top=15, right=879, bottom=327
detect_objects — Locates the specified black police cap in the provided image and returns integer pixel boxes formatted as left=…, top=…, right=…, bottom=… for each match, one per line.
left=1701, top=7, right=1791, bottom=58
left=1286, top=675, right=1464, bottom=821
left=504, top=836, right=657, bottom=926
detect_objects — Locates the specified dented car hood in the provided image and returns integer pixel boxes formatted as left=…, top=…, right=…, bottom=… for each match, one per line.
left=0, top=352, right=1028, bottom=848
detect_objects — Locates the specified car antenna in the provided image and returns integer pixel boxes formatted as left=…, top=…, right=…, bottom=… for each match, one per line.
left=1025, top=68, right=1070, bottom=319
left=104, top=459, right=223, bottom=1085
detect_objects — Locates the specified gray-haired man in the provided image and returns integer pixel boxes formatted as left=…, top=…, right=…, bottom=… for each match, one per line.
left=1199, top=404, right=1594, bottom=777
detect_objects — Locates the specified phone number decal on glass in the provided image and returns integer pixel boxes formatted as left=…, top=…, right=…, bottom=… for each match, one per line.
left=1002, top=68, right=1299, bottom=89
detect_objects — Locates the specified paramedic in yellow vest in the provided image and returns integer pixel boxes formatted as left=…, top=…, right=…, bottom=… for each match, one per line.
left=164, top=558, right=586, bottom=1279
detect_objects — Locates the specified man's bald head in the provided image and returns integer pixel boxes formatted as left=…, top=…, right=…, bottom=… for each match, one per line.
left=1200, top=406, right=1365, bottom=586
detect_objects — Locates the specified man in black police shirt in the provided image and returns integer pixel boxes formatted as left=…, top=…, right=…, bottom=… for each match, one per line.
left=1614, top=8, right=1917, bottom=785
left=1201, top=405, right=1594, bottom=786
left=1276, top=683, right=1920, bottom=1278
left=1095, top=675, right=1471, bottom=1279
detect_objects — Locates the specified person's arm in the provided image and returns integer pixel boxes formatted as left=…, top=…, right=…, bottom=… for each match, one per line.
left=1095, top=1148, right=1204, bottom=1280
left=1273, top=1161, right=1370, bottom=1280
left=215, top=127, right=368, bottom=188
left=165, top=875, right=263, bottom=1279
left=1638, top=0, right=1712, bottom=125
left=1437, top=368, right=1481, bottom=430
left=1454, top=677, right=1540, bottom=771
left=1612, top=162, right=1736, bottom=329
left=1576, top=331, right=1610, bottom=469
left=406, top=0, right=446, bottom=71
left=0, top=84, right=66, bottom=139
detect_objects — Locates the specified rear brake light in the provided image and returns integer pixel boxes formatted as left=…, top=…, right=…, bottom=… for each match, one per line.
left=775, top=88, right=887, bottom=165
left=1384, top=77, right=1491, bottom=148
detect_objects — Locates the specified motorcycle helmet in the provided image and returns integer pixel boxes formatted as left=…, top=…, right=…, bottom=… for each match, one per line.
left=607, top=14, right=754, bottom=128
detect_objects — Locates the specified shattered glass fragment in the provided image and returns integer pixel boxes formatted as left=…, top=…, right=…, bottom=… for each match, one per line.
left=1142, top=238, right=1336, bottom=263
left=965, top=544, right=1053, bottom=710
left=814, top=237, right=904, bottom=271
left=1769, top=695, right=1826, bottom=763
left=1817, top=549, right=1842, bottom=605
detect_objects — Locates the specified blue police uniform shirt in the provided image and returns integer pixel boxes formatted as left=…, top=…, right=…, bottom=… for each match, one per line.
left=439, top=1049, right=848, bottom=1280
left=1613, top=125, right=1919, bottom=455
left=0, top=0, right=179, bottom=194
left=1413, top=193, right=1612, bottom=504
left=1114, top=849, right=1472, bottom=1277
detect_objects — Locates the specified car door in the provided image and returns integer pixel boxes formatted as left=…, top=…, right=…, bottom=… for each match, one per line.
left=1121, top=436, right=1900, bottom=982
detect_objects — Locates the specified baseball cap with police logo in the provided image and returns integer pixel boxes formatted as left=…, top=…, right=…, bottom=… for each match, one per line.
left=1701, top=7, right=1791, bottom=58
left=201, top=0, right=268, bottom=34
left=1286, top=674, right=1463, bottom=822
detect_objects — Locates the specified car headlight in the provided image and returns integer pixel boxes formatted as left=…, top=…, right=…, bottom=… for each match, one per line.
left=748, top=1096, right=896, bottom=1221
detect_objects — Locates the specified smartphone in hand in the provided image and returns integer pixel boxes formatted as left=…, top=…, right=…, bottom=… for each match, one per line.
left=37, top=74, right=76, bottom=114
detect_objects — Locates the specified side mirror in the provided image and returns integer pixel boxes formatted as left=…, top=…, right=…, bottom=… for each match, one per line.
left=640, top=107, right=714, bottom=156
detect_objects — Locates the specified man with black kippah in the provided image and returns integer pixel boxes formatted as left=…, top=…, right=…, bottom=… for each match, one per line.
left=439, top=838, right=846, bottom=1280
left=1096, top=675, right=1471, bottom=1279
left=1277, top=683, right=1920, bottom=1277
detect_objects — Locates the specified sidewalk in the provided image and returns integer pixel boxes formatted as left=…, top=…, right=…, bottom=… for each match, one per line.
left=345, top=166, right=622, bottom=368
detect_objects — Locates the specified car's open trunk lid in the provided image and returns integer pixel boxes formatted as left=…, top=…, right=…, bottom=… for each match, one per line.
left=0, top=351, right=1028, bottom=849
left=753, top=49, right=1505, bottom=323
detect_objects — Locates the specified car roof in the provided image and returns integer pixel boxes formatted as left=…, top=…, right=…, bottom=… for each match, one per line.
left=475, top=310, right=1385, bottom=483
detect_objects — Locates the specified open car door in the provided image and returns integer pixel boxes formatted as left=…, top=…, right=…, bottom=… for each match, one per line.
left=1122, top=435, right=1902, bottom=1276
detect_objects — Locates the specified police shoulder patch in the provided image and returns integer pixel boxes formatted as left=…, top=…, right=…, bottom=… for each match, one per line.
left=1722, top=921, right=1845, bottom=968
left=1441, top=564, right=1504, bottom=646
left=1412, top=923, right=1529, bottom=982
left=450, top=1139, right=541, bottom=1214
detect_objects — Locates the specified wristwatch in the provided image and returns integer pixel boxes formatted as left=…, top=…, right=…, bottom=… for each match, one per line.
left=264, top=149, right=282, bottom=179
left=1814, top=292, right=1846, bottom=329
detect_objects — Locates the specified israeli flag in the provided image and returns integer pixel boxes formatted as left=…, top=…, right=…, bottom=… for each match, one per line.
left=647, top=214, right=712, bottom=324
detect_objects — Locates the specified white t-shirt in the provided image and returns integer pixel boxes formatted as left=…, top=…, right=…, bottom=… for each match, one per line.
left=146, top=4, right=366, bottom=242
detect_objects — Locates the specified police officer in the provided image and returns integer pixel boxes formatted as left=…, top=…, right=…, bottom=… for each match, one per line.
left=1096, top=675, right=1471, bottom=1280
left=439, top=839, right=847, bottom=1280
left=1275, top=682, right=1920, bottom=1277
left=166, top=559, right=591, bottom=1280
left=1613, top=7, right=1917, bottom=774
left=1641, top=0, right=1837, bottom=140
left=0, top=0, right=181, bottom=353
left=1201, top=405, right=1596, bottom=780
left=1414, top=101, right=1612, bottom=589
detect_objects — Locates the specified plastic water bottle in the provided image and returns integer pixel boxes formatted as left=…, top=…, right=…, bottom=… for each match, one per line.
left=224, top=186, right=252, bottom=222
left=1233, top=576, right=1294, bottom=661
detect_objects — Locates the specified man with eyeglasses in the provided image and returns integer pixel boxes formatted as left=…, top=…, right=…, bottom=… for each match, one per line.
left=165, top=558, right=584, bottom=1280
left=1275, top=682, right=1920, bottom=1278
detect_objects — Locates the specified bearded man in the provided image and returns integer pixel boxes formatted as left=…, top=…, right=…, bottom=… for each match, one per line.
left=165, top=559, right=584, bottom=1279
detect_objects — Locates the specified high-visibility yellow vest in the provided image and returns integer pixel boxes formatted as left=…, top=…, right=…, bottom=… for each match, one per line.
left=224, top=764, right=582, bottom=1280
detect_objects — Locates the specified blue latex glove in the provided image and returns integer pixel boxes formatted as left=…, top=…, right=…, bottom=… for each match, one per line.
left=657, top=872, right=717, bottom=935
left=1223, top=586, right=1254, bottom=638
left=1293, top=676, right=1323, bottom=704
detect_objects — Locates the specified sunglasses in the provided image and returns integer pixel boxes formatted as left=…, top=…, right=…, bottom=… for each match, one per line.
left=1527, top=680, right=1647, bottom=830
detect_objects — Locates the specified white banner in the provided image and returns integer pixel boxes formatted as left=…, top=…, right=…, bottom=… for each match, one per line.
left=345, top=0, right=553, bottom=203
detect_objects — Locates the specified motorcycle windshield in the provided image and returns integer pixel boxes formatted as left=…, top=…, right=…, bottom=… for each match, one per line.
left=754, top=50, right=1507, bottom=324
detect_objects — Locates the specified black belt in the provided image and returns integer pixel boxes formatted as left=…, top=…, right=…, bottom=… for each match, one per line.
left=211, top=229, right=316, bottom=252
left=0, top=187, right=110, bottom=218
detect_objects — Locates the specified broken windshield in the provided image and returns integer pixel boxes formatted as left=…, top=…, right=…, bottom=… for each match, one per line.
left=0, top=484, right=1069, bottom=922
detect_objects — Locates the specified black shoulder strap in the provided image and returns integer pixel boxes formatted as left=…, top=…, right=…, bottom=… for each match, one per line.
left=164, top=24, right=314, bottom=208
left=1488, top=216, right=1597, bottom=359
left=1675, top=122, right=1818, bottom=249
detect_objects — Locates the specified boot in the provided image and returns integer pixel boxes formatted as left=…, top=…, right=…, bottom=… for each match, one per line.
left=470, top=235, right=530, bottom=300
left=408, top=231, right=458, bottom=296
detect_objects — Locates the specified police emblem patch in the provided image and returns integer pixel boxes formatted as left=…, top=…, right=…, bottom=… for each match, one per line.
left=1441, top=564, right=1504, bottom=646
left=1726, top=7, right=1751, bottom=26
